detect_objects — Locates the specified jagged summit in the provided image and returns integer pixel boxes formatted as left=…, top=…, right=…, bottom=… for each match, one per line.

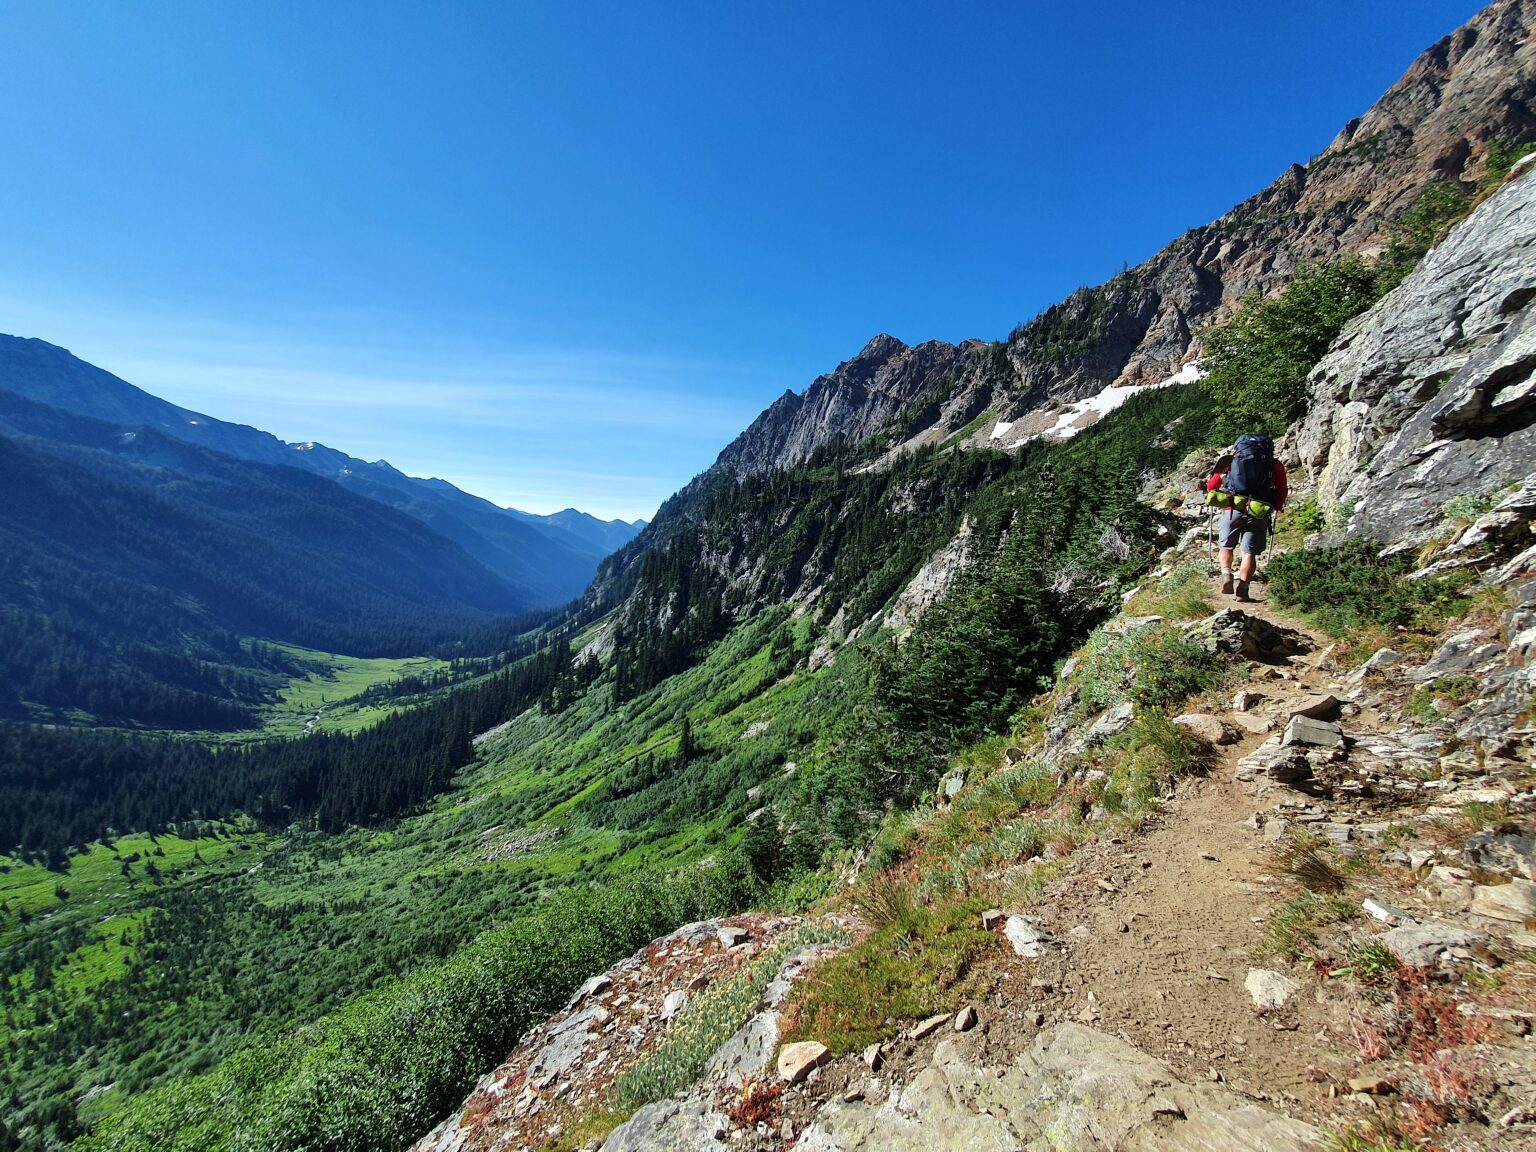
left=851, top=332, right=908, bottom=362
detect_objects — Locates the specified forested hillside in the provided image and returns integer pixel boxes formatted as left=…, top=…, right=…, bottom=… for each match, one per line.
left=0, top=393, right=551, bottom=727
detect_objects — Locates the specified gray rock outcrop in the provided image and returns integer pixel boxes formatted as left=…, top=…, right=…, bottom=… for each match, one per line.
left=1297, top=162, right=1536, bottom=547
left=795, top=1025, right=1322, bottom=1151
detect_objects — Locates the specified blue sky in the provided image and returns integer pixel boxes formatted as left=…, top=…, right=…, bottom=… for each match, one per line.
left=0, top=1, right=1485, bottom=520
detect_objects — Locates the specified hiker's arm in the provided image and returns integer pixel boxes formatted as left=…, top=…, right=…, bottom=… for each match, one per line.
left=1274, top=462, right=1289, bottom=510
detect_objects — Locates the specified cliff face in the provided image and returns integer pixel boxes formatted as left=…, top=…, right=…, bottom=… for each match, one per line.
left=1297, top=159, right=1536, bottom=549
left=701, top=0, right=1536, bottom=482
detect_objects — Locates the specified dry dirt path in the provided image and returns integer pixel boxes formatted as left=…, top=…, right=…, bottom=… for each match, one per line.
left=1012, top=581, right=1365, bottom=1106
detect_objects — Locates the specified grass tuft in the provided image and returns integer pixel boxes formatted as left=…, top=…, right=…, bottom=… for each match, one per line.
left=1262, top=892, right=1358, bottom=960
left=1274, top=840, right=1347, bottom=894
left=778, top=899, right=992, bottom=1055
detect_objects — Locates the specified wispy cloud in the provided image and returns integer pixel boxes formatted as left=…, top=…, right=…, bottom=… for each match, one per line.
left=0, top=289, right=785, bottom=519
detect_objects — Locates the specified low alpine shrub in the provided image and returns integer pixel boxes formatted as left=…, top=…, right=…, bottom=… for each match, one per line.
left=1266, top=539, right=1472, bottom=638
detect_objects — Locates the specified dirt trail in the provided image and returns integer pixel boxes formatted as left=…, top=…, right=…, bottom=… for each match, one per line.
left=1016, top=582, right=1363, bottom=1103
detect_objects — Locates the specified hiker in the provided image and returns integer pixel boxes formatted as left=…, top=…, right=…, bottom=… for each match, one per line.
left=1206, top=434, right=1288, bottom=602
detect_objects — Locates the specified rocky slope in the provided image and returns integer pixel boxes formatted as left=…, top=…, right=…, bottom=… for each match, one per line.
left=1297, top=152, right=1536, bottom=549
left=700, top=0, right=1536, bottom=487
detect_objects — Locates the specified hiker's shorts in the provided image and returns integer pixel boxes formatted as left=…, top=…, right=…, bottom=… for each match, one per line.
left=1219, top=509, right=1267, bottom=555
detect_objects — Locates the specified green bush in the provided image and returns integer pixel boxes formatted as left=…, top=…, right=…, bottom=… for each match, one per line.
left=1381, top=182, right=1470, bottom=279
left=1093, top=712, right=1212, bottom=815
left=1075, top=623, right=1225, bottom=716
left=1202, top=259, right=1388, bottom=444
left=1279, top=495, right=1325, bottom=535
left=1266, top=539, right=1472, bottom=637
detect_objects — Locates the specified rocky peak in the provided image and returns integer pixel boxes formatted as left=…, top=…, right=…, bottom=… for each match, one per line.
left=850, top=333, right=908, bottom=364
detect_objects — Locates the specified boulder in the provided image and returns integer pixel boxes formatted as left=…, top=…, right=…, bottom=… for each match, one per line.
left=1288, top=693, right=1341, bottom=720
left=778, top=1040, right=831, bottom=1084
left=1086, top=701, right=1136, bottom=744
left=1188, top=609, right=1307, bottom=660
left=1004, top=915, right=1054, bottom=958
left=1237, top=738, right=1313, bottom=784
left=1228, top=712, right=1273, bottom=736
left=954, top=1006, right=978, bottom=1032
left=705, top=1010, right=780, bottom=1088
left=1382, top=922, right=1486, bottom=966
left=718, top=925, right=751, bottom=948
left=1471, top=878, right=1536, bottom=922
left=1466, top=827, right=1536, bottom=880
left=1172, top=713, right=1238, bottom=745
left=1282, top=715, right=1344, bottom=749
left=1424, top=866, right=1474, bottom=912
left=1245, top=968, right=1301, bottom=1011
left=1407, top=630, right=1507, bottom=684
left=1348, top=648, right=1402, bottom=683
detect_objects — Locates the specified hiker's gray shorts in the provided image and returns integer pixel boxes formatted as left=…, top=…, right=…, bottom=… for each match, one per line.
left=1219, top=509, right=1267, bottom=555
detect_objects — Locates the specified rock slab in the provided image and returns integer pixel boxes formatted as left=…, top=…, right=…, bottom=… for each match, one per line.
left=1245, top=968, right=1302, bottom=1011
left=779, top=1040, right=831, bottom=1084
left=1004, top=915, right=1053, bottom=958
left=795, top=1025, right=1323, bottom=1151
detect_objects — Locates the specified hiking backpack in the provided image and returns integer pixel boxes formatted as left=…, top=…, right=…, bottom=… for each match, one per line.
left=1224, top=434, right=1277, bottom=503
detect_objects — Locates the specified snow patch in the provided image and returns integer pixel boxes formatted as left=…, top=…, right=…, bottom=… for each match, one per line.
left=989, top=419, right=1015, bottom=441
left=1033, top=361, right=1205, bottom=445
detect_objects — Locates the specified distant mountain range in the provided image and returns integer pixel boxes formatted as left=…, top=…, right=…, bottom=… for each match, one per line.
left=0, top=334, right=644, bottom=726
left=0, top=334, right=644, bottom=605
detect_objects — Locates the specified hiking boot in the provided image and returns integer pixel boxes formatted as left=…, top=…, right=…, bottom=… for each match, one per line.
left=1235, top=580, right=1251, bottom=602
left=1220, top=571, right=1234, bottom=595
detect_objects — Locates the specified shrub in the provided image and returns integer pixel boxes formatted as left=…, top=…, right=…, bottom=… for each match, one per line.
left=1202, top=259, right=1388, bottom=443
left=1279, top=495, right=1325, bottom=535
left=1093, top=712, right=1212, bottom=815
left=1381, top=182, right=1471, bottom=279
left=77, top=860, right=761, bottom=1152
left=1075, top=624, right=1225, bottom=717
left=1266, top=539, right=1472, bottom=638
left=1343, top=941, right=1400, bottom=986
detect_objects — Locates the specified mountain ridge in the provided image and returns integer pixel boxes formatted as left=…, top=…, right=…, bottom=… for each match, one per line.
left=0, top=334, right=644, bottom=605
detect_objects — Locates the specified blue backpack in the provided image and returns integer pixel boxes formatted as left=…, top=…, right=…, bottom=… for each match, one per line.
left=1225, top=434, right=1277, bottom=504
